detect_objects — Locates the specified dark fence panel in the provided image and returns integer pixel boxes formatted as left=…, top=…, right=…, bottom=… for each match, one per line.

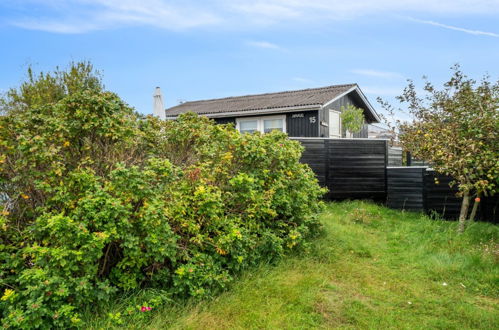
left=387, top=167, right=426, bottom=211
left=479, top=196, right=499, bottom=224
left=386, top=167, right=498, bottom=223
left=424, top=171, right=499, bottom=223
left=327, top=139, right=387, bottom=200
left=424, top=171, right=462, bottom=220
left=294, top=138, right=387, bottom=200
left=296, top=138, right=327, bottom=187
left=295, top=140, right=498, bottom=223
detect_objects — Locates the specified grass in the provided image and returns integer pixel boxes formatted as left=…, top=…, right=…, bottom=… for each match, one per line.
left=84, top=201, right=499, bottom=329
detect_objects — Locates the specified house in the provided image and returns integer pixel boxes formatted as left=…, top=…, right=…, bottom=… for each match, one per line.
left=164, top=84, right=380, bottom=138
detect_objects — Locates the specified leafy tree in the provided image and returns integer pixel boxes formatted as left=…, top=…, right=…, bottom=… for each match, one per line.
left=379, top=65, right=499, bottom=232
left=340, top=104, right=365, bottom=137
left=0, top=61, right=103, bottom=114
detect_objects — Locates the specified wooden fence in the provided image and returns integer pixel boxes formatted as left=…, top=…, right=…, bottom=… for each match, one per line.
left=386, top=167, right=426, bottom=211
left=293, top=138, right=497, bottom=223
left=387, top=167, right=498, bottom=223
left=293, top=138, right=387, bottom=200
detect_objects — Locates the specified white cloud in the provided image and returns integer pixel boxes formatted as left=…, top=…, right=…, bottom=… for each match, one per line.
left=407, top=17, right=499, bottom=38
left=246, top=41, right=281, bottom=49
left=12, top=20, right=101, bottom=34
left=8, top=0, right=220, bottom=33
left=5, top=0, right=499, bottom=33
left=352, top=69, right=404, bottom=79
left=229, top=0, right=499, bottom=22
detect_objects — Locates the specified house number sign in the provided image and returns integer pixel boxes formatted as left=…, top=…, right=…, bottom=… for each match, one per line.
left=291, top=113, right=316, bottom=124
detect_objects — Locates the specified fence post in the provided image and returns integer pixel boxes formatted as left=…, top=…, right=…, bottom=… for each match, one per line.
left=422, top=168, right=428, bottom=215
left=384, top=140, right=388, bottom=203
left=325, top=139, right=330, bottom=198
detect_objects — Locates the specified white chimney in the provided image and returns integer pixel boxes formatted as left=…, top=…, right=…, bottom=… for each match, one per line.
left=153, top=87, right=166, bottom=120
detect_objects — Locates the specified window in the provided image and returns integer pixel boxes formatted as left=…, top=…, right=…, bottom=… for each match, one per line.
left=239, top=120, right=258, bottom=134
left=263, top=118, right=284, bottom=133
left=329, top=110, right=341, bottom=138
left=236, top=115, right=286, bottom=134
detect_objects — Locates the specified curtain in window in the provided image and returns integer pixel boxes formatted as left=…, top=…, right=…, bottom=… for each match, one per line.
left=240, top=120, right=258, bottom=133
left=263, top=119, right=284, bottom=133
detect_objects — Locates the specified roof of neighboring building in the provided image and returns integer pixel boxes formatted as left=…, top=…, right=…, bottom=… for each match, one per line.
left=166, top=84, right=358, bottom=115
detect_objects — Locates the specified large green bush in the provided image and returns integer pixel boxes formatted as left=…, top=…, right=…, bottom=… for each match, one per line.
left=0, top=69, right=325, bottom=328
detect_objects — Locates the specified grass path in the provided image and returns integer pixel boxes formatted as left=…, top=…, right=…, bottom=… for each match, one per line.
left=87, top=201, right=499, bottom=329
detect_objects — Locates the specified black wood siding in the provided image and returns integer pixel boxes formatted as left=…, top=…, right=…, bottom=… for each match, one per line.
left=294, top=138, right=387, bottom=200
left=320, top=94, right=370, bottom=138
left=213, top=111, right=320, bottom=137
left=213, top=117, right=236, bottom=125
left=286, top=111, right=319, bottom=137
left=352, top=124, right=369, bottom=139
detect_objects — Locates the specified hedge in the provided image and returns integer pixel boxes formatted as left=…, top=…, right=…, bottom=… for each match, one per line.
left=0, top=90, right=325, bottom=328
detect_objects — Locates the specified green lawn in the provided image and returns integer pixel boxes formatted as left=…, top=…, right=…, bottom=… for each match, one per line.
left=85, top=201, right=499, bottom=329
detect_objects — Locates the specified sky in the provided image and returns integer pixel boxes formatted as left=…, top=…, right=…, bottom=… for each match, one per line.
left=1, top=0, right=498, bottom=119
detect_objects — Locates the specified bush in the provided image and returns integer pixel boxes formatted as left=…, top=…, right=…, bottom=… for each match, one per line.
left=0, top=86, right=325, bottom=328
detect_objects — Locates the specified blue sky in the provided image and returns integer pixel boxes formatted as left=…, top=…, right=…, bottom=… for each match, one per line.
left=1, top=0, right=498, bottom=118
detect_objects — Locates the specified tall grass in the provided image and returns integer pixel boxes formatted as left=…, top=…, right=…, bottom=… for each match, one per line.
left=84, top=201, right=499, bottom=329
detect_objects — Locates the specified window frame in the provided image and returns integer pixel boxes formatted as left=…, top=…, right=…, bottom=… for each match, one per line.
left=236, top=115, right=286, bottom=134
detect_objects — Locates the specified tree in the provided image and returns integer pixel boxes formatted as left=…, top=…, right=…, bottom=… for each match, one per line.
left=340, top=104, right=365, bottom=137
left=379, top=65, right=499, bottom=232
left=0, top=61, right=103, bottom=114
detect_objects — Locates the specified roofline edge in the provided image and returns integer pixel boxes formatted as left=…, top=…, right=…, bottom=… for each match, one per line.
left=320, top=85, right=381, bottom=123
left=165, top=105, right=321, bottom=119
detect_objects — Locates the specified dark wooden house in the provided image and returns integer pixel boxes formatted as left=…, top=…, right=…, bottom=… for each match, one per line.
left=165, top=84, right=380, bottom=138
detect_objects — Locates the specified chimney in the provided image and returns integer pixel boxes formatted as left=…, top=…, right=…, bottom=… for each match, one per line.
left=153, top=87, right=166, bottom=120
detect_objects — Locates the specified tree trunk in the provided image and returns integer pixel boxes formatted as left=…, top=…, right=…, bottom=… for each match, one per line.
left=468, top=194, right=480, bottom=223
left=458, top=190, right=470, bottom=233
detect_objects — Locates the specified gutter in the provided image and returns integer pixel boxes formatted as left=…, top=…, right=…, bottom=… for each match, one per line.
left=165, top=104, right=321, bottom=119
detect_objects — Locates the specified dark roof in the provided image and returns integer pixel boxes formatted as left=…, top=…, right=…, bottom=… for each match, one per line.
left=165, top=84, right=357, bottom=116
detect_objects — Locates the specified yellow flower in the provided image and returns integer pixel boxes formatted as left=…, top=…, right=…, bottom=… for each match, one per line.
left=63, top=141, right=70, bottom=147
left=195, top=185, right=206, bottom=195
left=1, top=289, right=14, bottom=301
left=232, top=229, right=242, bottom=239
left=21, top=193, right=29, bottom=200
left=94, top=232, right=109, bottom=239
left=176, top=267, right=185, bottom=276
left=222, top=152, right=233, bottom=161
left=216, top=247, right=228, bottom=255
